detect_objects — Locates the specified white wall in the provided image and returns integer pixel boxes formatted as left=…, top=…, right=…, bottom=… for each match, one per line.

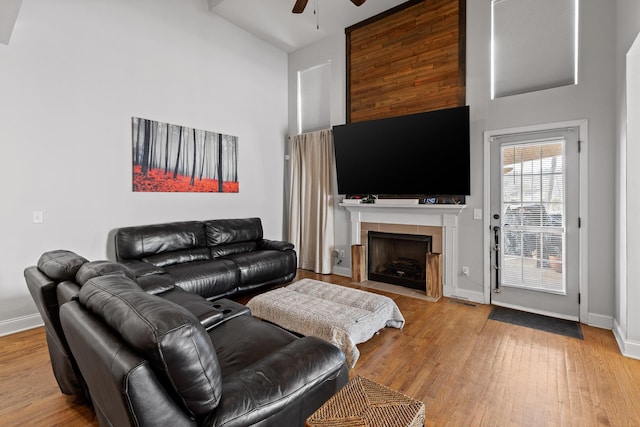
left=289, top=0, right=618, bottom=325
left=614, top=0, right=640, bottom=358
left=0, top=0, right=288, bottom=334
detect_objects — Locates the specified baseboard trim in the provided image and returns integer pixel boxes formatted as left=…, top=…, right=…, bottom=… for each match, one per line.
left=445, top=287, right=485, bottom=304
left=332, top=266, right=352, bottom=277
left=587, top=312, right=613, bottom=330
left=613, top=319, right=640, bottom=360
left=0, top=313, right=43, bottom=337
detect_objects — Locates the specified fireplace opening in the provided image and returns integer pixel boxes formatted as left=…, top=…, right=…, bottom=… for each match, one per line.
left=368, top=231, right=432, bottom=291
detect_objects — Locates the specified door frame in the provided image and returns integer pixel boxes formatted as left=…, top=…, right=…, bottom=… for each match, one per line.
left=483, top=119, right=588, bottom=322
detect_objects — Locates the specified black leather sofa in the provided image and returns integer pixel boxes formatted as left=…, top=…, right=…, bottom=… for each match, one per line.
left=61, top=274, right=348, bottom=426
left=114, top=218, right=297, bottom=300
left=26, top=249, right=349, bottom=426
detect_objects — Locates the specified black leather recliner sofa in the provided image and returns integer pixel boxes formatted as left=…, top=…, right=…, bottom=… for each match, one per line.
left=25, top=249, right=265, bottom=402
left=26, top=248, right=349, bottom=426
left=60, top=274, right=348, bottom=426
left=114, top=218, right=297, bottom=300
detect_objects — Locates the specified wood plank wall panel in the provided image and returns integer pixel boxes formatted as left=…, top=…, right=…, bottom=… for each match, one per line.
left=346, top=0, right=466, bottom=123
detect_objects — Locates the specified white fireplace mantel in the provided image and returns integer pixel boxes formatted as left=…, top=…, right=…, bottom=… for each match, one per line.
left=340, top=202, right=466, bottom=298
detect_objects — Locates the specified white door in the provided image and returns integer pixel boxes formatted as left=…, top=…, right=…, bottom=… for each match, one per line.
left=489, top=127, right=580, bottom=320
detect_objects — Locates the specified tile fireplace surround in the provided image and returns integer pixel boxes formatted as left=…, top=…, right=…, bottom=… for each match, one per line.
left=340, top=202, right=466, bottom=298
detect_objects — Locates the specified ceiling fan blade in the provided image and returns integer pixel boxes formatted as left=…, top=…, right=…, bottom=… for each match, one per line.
left=292, top=0, right=308, bottom=13
left=350, top=0, right=367, bottom=6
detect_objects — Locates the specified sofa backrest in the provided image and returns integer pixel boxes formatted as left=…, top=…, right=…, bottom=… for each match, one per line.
left=79, top=274, right=223, bottom=417
left=115, top=218, right=266, bottom=263
left=114, top=221, right=208, bottom=262
left=37, top=249, right=88, bottom=282
left=205, top=218, right=263, bottom=258
left=60, top=301, right=197, bottom=427
left=75, top=260, right=136, bottom=286
left=205, top=218, right=263, bottom=245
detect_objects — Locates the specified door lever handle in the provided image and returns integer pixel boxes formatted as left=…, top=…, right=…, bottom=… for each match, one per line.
left=493, top=225, right=500, bottom=291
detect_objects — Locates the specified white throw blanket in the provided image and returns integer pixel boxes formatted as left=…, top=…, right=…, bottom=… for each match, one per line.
left=247, top=279, right=405, bottom=367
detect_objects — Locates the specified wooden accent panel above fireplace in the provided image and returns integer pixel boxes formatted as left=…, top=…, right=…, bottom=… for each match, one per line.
left=346, top=0, right=466, bottom=123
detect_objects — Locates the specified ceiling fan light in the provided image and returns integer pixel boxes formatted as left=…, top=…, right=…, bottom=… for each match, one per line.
left=292, top=0, right=367, bottom=14
left=292, top=0, right=309, bottom=13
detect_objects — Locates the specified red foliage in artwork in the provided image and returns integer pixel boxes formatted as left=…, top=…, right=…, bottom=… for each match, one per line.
left=132, top=166, right=239, bottom=193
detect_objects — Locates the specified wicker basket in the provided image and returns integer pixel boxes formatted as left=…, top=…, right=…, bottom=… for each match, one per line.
left=307, top=375, right=425, bottom=427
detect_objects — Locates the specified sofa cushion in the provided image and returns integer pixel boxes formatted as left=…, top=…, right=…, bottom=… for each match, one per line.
left=143, top=247, right=212, bottom=268
left=115, top=221, right=207, bottom=260
left=75, top=260, right=135, bottom=286
left=211, top=241, right=258, bottom=258
left=206, top=314, right=298, bottom=377
left=225, top=251, right=297, bottom=287
left=79, top=275, right=222, bottom=417
left=37, top=250, right=88, bottom=281
left=164, top=260, right=239, bottom=299
left=205, top=218, right=263, bottom=246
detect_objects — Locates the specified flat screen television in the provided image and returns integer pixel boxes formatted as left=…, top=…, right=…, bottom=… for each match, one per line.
left=332, top=106, right=470, bottom=197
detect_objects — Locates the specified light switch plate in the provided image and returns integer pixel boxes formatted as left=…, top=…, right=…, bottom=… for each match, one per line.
left=32, top=211, right=43, bottom=223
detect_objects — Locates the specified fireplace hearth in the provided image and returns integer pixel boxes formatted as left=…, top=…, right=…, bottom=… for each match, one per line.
left=368, top=231, right=432, bottom=291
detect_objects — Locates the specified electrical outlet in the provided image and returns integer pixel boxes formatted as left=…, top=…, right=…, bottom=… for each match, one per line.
left=462, top=265, right=470, bottom=276
left=333, top=249, right=344, bottom=265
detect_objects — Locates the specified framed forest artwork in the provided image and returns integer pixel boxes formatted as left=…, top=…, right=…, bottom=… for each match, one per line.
left=132, top=117, right=238, bottom=193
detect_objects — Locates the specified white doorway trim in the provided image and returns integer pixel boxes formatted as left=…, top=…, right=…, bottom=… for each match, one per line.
left=483, top=119, right=588, bottom=323
left=613, top=32, right=640, bottom=359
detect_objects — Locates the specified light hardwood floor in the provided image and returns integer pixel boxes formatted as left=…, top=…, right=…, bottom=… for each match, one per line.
left=2, top=270, right=640, bottom=426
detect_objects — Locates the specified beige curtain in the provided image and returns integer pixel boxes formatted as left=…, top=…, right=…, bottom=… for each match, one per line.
left=289, top=129, right=335, bottom=274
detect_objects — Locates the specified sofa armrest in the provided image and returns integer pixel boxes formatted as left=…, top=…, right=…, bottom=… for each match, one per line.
left=160, top=288, right=224, bottom=329
left=136, top=274, right=175, bottom=295
left=206, top=299, right=251, bottom=329
left=258, top=239, right=294, bottom=252
left=119, top=260, right=166, bottom=277
left=57, top=281, right=81, bottom=306
left=205, top=336, right=347, bottom=426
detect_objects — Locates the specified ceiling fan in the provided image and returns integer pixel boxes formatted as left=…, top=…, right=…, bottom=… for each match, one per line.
left=292, top=0, right=367, bottom=14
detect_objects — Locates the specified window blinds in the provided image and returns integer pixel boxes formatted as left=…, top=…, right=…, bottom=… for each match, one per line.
left=492, top=0, right=578, bottom=98
left=297, top=62, right=331, bottom=134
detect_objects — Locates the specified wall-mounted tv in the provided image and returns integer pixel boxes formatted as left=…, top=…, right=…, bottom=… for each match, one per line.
left=332, top=106, right=470, bottom=196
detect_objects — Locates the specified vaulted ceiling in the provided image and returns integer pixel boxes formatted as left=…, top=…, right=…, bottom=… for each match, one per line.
left=2, top=1, right=407, bottom=51
left=0, top=0, right=22, bottom=45
left=208, top=0, right=408, bottom=52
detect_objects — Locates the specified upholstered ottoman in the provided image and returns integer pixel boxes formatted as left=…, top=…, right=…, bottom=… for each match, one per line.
left=246, top=278, right=404, bottom=367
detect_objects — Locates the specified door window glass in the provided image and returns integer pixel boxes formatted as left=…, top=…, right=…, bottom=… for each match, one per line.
left=501, top=140, right=566, bottom=293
